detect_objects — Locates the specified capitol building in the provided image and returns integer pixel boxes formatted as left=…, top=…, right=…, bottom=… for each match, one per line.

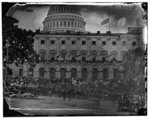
left=20, top=5, right=142, bottom=82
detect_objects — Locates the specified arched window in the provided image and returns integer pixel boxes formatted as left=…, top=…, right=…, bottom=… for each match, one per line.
left=50, top=50, right=56, bottom=61
left=71, top=68, right=77, bottom=79
left=60, top=68, right=67, bottom=79
left=81, top=50, right=87, bottom=61
left=64, top=21, right=66, bottom=27
left=110, top=50, right=118, bottom=59
left=121, top=51, right=127, bottom=59
left=103, top=68, right=109, bottom=80
left=113, top=68, right=120, bottom=79
left=60, top=22, right=62, bottom=27
left=70, top=50, right=77, bottom=62
left=102, top=57, right=106, bottom=62
left=71, top=22, right=73, bottom=27
left=91, top=50, right=97, bottom=62
left=39, top=68, right=45, bottom=77
left=81, top=68, right=87, bottom=82
left=50, top=68, right=56, bottom=80
left=68, top=22, right=70, bottom=27
left=28, top=67, right=34, bottom=77
left=60, top=50, right=67, bottom=61
left=100, top=50, right=108, bottom=62
left=39, top=49, right=46, bottom=61
left=92, top=68, right=98, bottom=81
left=19, top=69, right=23, bottom=76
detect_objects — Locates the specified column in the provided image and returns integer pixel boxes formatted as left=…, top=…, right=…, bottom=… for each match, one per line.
left=77, top=71, right=81, bottom=79
left=87, top=52, right=91, bottom=61
left=87, top=68, right=92, bottom=82
left=56, top=66, right=60, bottom=79
left=98, top=68, right=103, bottom=80
left=66, top=71, right=71, bottom=79
left=109, top=67, right=113, bottom=80
left=46, top=70, right=50, bottom=79
left=56, top=71, right=60, bottom=78
left=77, top=66, right=81, bottom=80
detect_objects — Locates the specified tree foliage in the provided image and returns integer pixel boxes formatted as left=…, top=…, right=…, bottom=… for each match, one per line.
left=121, top=47, right=145, bottom=94
left=3, top=16, right=36, bottom=65
left=111, top=47, right=145, bottom=96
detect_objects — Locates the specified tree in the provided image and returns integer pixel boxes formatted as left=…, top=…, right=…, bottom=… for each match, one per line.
left=116, top=47, right=145, bottom=95
left=3, top=16, right=36, bottom=66
left=106, top=46, right=145, bottom=101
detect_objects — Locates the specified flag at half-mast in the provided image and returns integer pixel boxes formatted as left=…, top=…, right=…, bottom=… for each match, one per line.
left=101, top=18, right=109, bottom=25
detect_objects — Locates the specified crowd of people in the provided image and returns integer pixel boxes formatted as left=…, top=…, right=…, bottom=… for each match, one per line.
left=4, top=76, right=146, bottom=113
left=5, top=76, right=97, bottom=101
left=38, top=77, right=91, bottom=101
left=5, top=76, right=143, bottom=104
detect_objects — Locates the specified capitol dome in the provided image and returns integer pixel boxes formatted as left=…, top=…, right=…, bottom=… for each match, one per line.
left=43, top=5, right=86, bottom=33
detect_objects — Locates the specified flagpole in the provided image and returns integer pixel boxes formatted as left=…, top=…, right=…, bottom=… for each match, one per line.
left=109, top=15, right=110, bottom=32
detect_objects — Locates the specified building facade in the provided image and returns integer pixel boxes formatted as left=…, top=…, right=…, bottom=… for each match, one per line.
left=21, top=5, right=142, bottom=82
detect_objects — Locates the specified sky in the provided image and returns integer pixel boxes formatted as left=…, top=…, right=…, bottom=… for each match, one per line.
left=7, top=3, right=146, bottom=33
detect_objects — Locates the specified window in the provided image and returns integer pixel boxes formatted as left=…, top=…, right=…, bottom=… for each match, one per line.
left=102, top=57, right=106, bottom=62
left=39, top=68, right=45, bottom=77
left=82, top=41, right=86, bottom=45
left=92, top=41, right=96, bottom=45
left=71, top=68, right=77, bottom=78
left=64, top=21, right=66, bottom=27
left=112, top=41, right=116, bottom=45
left=81, top=68, right=87, bottom=82
left=41, top=56, right=44, bottom=61
left=50, top=53, right=55, bottom=61
left=61, top=53, right=66, bottom=60
left=103, top=68, right=109, bottom=80
left=82, top=57, right=86, bottom=61
left=132, top=42, right=136, bottom=46
left=122, top=41, right=126, bottom=46
left=51, top=57, right=55, bottom=61
left=113, top=69, right=120, bottom=79
left=41, top=40, right=45, bottom=44
left=92, top=68, right=98, bottom=81
left=72, top=41, right=75, bottom=45
left=51, top=40, right=55, bottom=44
left=62, top=40, right=65, bottom=44
left=50, top=68, right=56, bottom=79
left=92, top=56, right=96, bottom=61
left=72, top=57, right=76, bottom=62
left=28, top=68, right=33, bottom=76
left=19, top=69, right=23, bottom=76
left=102, top=41, right=106, bottom=45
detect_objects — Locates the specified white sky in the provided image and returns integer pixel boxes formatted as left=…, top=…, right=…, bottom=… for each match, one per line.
left=10, top=3, right=146, bottom=33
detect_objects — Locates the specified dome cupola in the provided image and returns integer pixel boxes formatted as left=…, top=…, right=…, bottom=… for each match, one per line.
left=43, top=5, right=86, bottom=33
